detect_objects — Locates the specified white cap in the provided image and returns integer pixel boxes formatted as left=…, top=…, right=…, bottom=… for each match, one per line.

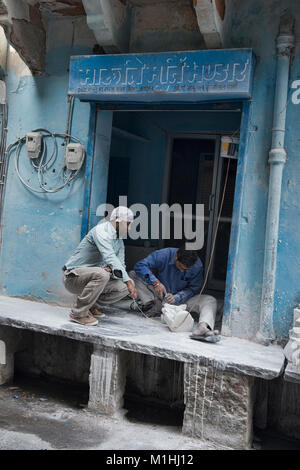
left=110, top=206, right=134, bottom=223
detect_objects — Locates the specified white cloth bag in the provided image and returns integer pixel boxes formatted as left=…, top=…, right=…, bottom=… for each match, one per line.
left=161, top=303, right=194, bottom=332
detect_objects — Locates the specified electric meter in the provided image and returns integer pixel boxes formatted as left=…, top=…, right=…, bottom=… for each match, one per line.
left=220, top=136, right=240, bottom=159
left=26, top=132, right=42, bottom=159
left=65, top=143, right=85, bottom=171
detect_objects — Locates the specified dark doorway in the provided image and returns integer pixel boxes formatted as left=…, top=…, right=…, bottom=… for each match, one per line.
left=164, top=136, right=238, bottom=293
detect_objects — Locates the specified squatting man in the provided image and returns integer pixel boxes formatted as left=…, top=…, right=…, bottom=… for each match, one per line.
left=62, top=206, right=219, bottom=341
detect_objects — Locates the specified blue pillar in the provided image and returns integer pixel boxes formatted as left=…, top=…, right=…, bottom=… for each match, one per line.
left=89, top=109, right=113, bottom=230
left=256, top=14, right=295, bottom=345
left=81, top=103, right=97, bottom=239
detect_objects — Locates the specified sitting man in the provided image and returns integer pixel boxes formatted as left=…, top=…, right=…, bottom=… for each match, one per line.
left=63, top=206, right=137, bottom=326
left=130, top=246, right=219, bottom=341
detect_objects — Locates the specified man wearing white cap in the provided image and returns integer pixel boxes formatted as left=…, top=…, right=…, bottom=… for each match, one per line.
left=62, top=206, right=137, bottom=326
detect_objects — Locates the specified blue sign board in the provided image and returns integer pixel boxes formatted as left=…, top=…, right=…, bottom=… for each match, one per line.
left=69, top=49, right=255, bottom=103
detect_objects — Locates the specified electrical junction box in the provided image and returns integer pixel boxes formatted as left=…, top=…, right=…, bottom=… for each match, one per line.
left=220, top=136, right=240, bottom=159
left=65, top=142, right=85, bottom=170
left=26, top=132, right=42, bottom=159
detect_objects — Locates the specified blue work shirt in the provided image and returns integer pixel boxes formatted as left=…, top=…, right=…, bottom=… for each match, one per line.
left=134, top=247, right=203, bottom=304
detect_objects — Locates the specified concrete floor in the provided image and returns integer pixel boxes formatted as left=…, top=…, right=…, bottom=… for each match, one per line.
left=0, top=375, right=300, bottom=450
left=0, top=376, right=223, bottom=451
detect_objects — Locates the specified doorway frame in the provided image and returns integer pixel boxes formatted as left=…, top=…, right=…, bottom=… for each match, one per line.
left=81, top=101, right=252, bottom=326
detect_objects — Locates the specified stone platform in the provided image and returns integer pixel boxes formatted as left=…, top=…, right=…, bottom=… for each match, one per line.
left=284, top=363, right=300, bottom=384
left=0, top=295, right=286, bottom=449
left=0, top=295, right=284, bottom=378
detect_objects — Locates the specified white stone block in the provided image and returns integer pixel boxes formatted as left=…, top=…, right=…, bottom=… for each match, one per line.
left=88, top=346, right=126, bottom=416
left=290, top=327, right=300, bottom=340
left=182, top=362, right=254, bottom=449
left=294, top=308, right=300, bottom=324
left=0, top=353, right=14, bottom=385
left=0, top=340, right=5, bottom=365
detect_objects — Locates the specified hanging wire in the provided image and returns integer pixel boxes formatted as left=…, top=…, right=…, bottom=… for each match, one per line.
left=186, top=132, right=238, bottom=314
left=12, top=130, right=84, bottom=194
left=130, top=134, right=235, bottom=329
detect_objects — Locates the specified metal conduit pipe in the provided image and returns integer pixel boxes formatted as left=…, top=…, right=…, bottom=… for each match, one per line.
left=256, top=13, right=295, bottom=345
left=0, top=102, right=8, bottom=246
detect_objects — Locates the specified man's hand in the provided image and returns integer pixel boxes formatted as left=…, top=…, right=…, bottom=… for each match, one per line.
left=153, top=281, right=167, bottom=300
left=165, top=293, right=175, bottom=304
left=102, top=265, right=113, bottom=277
left=126, top=280, right=138, bottom=299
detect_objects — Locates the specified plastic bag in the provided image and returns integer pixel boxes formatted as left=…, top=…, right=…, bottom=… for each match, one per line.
left=161, top=303, right=194, bottom=332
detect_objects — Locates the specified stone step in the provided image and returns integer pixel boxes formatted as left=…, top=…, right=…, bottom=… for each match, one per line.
left=290, top=327, right=300, bottom=339
left=289, top=334, right=300, bottom=343
left=0, top=295, right=285, bottom=380
left=284, top=362, right=300, bottom=384
left=294, top=308, right=300, bottom=324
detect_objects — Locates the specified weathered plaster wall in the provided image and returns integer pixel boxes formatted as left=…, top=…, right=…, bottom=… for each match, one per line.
left=222, top=0, right=300, bottom=342
left=83, top=0, right=130, bottom=53
left=129, top=0, right=205, bottom=53
left=0, top=17, right=94, bottom=305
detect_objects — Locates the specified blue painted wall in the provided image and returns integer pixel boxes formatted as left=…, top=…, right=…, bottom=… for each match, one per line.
left=0, top=19, right=94, bottom=305
left=89, top=110, right=113, bottom=230
left=1, top=1, right=300, bottom=343
left=221, top=0, right=300, bottom=341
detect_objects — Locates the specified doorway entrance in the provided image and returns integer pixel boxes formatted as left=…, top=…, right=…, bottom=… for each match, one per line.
left=71, top=47, right=254, bottom=333
left=106, top=109, right=241, bottom=299
left=163, top=134, right=238, bottom=293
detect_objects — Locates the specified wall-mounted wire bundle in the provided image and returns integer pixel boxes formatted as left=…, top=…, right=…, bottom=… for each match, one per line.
left=10, top=128, right=84, bottom=194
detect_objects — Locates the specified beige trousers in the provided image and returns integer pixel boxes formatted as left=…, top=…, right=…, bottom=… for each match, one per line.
left=63, top=267, right=129, bottom=318
left=129, top=270, right=217, bottom=330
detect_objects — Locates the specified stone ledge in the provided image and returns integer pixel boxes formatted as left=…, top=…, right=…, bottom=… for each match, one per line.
left=0, top=295, right=285, bottom=380
left=284, top=363, right=300, bottom=384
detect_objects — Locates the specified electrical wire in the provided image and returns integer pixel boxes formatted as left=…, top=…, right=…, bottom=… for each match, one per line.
left=0, top=102, right=8, bottom=246
left=0, top=96, right=78, bottom=243
left=163, top=154, right=232, bottom=330
left=65, top=95, right=74, bottom=147
left=196, top=156, right=231, bottom=299
left=186, top=133, right=238, bottom=315
left=12, top=130, right=84, bottom=194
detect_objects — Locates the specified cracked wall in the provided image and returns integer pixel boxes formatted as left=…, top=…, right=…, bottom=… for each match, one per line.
left=129, top=0, right=205, bottom=52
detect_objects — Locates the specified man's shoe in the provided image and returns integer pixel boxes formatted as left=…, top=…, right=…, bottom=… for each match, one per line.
left=189, top=322, right=221, bottom=343
left=69, top=312, right=98, bottom=326
left=90, top=306, right=106, bottom=318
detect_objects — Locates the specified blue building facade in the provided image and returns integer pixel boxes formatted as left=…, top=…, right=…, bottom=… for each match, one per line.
left=0, top=0, right=299, bottom=346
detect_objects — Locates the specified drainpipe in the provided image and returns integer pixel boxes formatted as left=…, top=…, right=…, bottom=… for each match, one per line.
left=256, top=13, right=295, bottom=345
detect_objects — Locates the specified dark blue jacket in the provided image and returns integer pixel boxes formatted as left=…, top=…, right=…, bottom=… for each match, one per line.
left=134, top=247, right=203, bottom=304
